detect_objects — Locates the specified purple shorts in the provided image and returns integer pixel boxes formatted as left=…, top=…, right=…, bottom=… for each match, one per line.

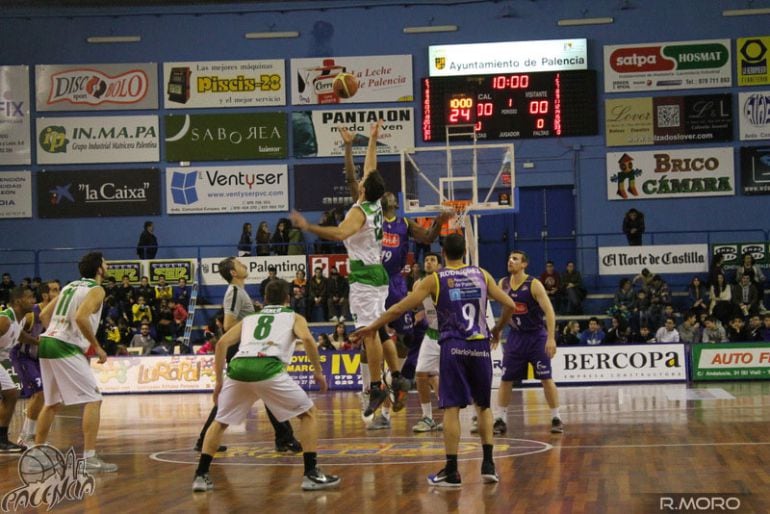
left=9, top=346, right=43, bottom=399
left=438, top=338, right=493, bottom=409
left=386, top=274, right=413, bottom=337
left=501, top=329, right=552, bottom=382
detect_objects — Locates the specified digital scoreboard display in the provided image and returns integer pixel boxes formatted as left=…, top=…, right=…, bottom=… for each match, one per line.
left=422, top=70, right=598, bottom=141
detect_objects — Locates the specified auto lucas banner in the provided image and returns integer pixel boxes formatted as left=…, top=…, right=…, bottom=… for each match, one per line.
left=691, top=343, right=770, bottom=381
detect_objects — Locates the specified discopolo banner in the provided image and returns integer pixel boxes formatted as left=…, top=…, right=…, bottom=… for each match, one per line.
left=166, top=165, right=288, bottom=214
left=598, top=244, right=709, bottom=275
left=0, top=66, right=31, bottom=165
left=606, top=147, right=734, bottom=200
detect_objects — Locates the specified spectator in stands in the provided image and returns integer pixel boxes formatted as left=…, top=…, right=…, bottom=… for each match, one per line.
left=131, top=296, right=153, bottom=326
left=632, top=268, right=654, bottom=291
left=726, top=315, right=748, bottom=342
left=196, top=338, right=215, bottom=355
left=647, top=275, right=671, bottom=328
left=735, top=253, right=765, bottom=291
left=169, top=298, right=188, bottom=338
left=255, top=221, right=271, bottom=256
left=708, top=254, right=725, bottom=289
left=117, top=317, right=133, bottom=348
left=677, top=311, right=701, bottom=344
left=155, top=299, right=174, bottom=342
left=315, top=210, right=338, bottom=254
left=560, top=261, right=585, bottom=315
left=260, top=266, right=279, bottom=302
left=271, top=218, right=291, bottom=255
left=407, top=262, right=423, bottom=292
left=709, top=272, right=734, bottom=324
left=629, top=289, right=651, bottom=333
left=733, top=273, right=760, bottom=317
left=291, top=270, right=307, bottom=317
left=622, top=208, right=645, bottom=246
left=238, top=222, right=253, bottom=257
left=136, top=276, right=154, bottom=311
left=761, top=314, right=770, bottom=342
left=174, top=277, right=190, bottom=308
left=559, top=320, right=581, bottom=346
left=326, top=266, right=349, bottom=322
left=154, top=274, right=173, bottom=309
left=317, top=333, right=336, bottom=352
left=655, top=317, right=680, bottom=343
left=747, top=315, right=763, bottom=342
left=701, top=316, right=727, bottom=343
left=0, top=273, right=15, bottom=305
left=103, top=317, right=121, bottom=356
left=579, top=317, right=605, bottom=346
left=308, top=267, right=328, bottom=322
left=687, top=276, right=709, bottom=317
left=130, top=323, right=156, bottom=355
left=629, top=324, right=655, bottom=343
left=609, top=278, right=635, bottom=321
left=117, top=275, right=135, bottom=317
left=604, top=315, right=629, bottom=344
left=103, top=276, right=118, bottom=302
left=136, top=220, right=158, bottom=259
left=287, top=223, right=305, bottom=256
left=539, top=260, right=561, bottom=311
left=329, top=322, right=348, bottom=350
left=30, top=277, right=42, bottom=302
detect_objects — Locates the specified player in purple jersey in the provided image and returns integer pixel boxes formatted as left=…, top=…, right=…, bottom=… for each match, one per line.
left=351, top=234, right=517, bottom=487
left=494, top=250, right=563, bottom=435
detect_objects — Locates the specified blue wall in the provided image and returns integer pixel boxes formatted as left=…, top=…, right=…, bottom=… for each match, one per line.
left=1, top=0, right=769, bottom=282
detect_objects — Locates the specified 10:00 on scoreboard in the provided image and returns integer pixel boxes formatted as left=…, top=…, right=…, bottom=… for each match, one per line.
left=422, top=70, right=598, bottom=141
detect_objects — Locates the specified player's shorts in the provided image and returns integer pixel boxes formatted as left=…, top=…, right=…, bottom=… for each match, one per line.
left=415, top=328, right=440, bottom=375
left=385, top=274, right=414, bottom=338
left=501, top=329, right=553, bottom=382
left=9, top=346, right=43, bottom=398
left=39, top=337, right=102, bottom=406
left=216, top=372, right=314, bottom=425
left=438, top=337, right=493, bottom=409
left=0, top=364, right=15, bottom=392
left=349, top=282, right=388, bottom=328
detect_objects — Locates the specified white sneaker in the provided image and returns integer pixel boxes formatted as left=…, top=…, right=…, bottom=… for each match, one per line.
left=84, top=455, right=118, bottom=473
left=412, top=417, right=438, bottom=433
left=192, top=473, right=213, bottom=492
left=366, top=414, right=391, bottom=430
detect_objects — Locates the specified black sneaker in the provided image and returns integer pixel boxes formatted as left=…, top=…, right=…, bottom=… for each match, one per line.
left=302, top=468, right=341, bottom=490
left=0, top=441, right=25, bottom=453
left=493, top=418, right=507, bottom=436
left=551, top=417, right=564, bottom=434
left=193, top=442, right=228, bottom=453
left=276, top=439, right=303, bottom=453
left=390, top=376, right=410, bottom=412
left=363, top=386, right=388, bottom=418
left=427, top=468, right=462, bottom=488
left=481, top=461, right=499, bottom=484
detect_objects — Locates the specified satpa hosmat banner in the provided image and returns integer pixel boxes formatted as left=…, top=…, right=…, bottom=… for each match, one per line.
left=166, top=165, right=288, bottom=214
left=604, top=39, right=731, bottom=92
left=606, top=147, right=734, bottom=200
left=0, top=66, right=31, bottom=165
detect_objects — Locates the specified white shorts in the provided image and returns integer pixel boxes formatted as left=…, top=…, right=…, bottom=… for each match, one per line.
left=349, top=282, right=388, bottom=328
left=215, top=372, right=314, bottom=425
left=415, top=332, right=440, bottom=375
left=0, top=365, right=15, bottom=391
left=40, top=355, right=102, bottom=406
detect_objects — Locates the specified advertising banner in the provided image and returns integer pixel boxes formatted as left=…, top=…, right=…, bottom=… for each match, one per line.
left=692, top=343, right=770, bottom=381
left=598, top=244, right=709, bottom=275
left=0, top=171, right=32, bottom=219
left=148, top=260, right=194, bottom=283
left=164, top=113, right=286, bottom=162
left=429, top=38, right=587, bottom=76
left=711, top=242, right=770, bottom=270
left=162, top=59, right=285, bottom=108
left=606, top=147, right=734, bottom=200
left=740, top=147, right=770, bottom=195
left=604, top=39, right=732, bottom=92
left=308, top=254, right=351, bottom=277
left=292, top=108, right=413, bottom=157
left=738, top=91, right=770, bottom=140
left=199, top=255, right=305, bottom=286
left=290, top=55, right=413, bottom=105
left=166, top=165, right=288, bottom=214
left=104, top=261, right=144, bottom=283
left=293, top=161, right=401, bottom=211
left=605, top=94, right=732, bottom=146
left=737, top=36, right=770, bottom=86
left=35, top=63, right=158, bottom=111
left=36, top=115, right=159, bottom=164
left=36, top=168, right=161, bottom=218
left=0, top=66, right=31, bottom=165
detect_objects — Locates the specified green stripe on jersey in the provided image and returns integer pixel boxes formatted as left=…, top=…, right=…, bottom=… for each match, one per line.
left=348, top=260, right=389, bottom=287
left=227, top=357, right=285, bottom=382
left=39, top=336, right=83, bottom=359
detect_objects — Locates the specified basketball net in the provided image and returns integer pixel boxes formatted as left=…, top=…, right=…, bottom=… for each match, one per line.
left=441, top=200, right=478, bottom=266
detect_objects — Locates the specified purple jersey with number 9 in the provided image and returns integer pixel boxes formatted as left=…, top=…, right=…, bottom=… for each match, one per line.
left=434, top=266, right=490, bottom=342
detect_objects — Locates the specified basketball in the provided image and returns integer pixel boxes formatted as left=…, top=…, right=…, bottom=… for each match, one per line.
left=332, top=73, right=359, bottom=99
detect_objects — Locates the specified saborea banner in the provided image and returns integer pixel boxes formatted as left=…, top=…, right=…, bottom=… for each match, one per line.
left=692, top=343, right=770, bottom=381
left=604, top=39, right=732, bottom=92
left=606, top=147, right=734, bottom=200
left=598, top=244, right=709, bottom=275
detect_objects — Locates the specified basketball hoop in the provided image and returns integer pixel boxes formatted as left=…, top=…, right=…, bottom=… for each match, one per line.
left=441, top=200, right=478, bottom=266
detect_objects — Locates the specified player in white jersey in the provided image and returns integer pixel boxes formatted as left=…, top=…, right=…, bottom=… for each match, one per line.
left=35, top=252, right=117, bottom=472
left=291, top=120, right=406, bottom=421
left=192, top=280, right=340, bottom=492
left=0, top=286, right=36, bottom=452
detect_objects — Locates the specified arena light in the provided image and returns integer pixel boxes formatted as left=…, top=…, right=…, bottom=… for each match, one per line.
left=722, top=7, right=770, bottom=16
left=86, top=35, right=141, bottom=44
left=245, top=31, right=300, bottom=39
left=557, top=17, right=614, bottom=26
left=403, top=25, right=458, bottom=34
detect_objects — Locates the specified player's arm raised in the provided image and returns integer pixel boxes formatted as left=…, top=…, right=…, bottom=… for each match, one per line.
left=362, top=120, right=383, bottom=177
left=291, top=206, right=365, bottom=242
left=407, top=208, right=453, bottom=245
left=341, top=127, right=360, bottom=199
left=531, top=278, right=557, bottom=358
left=213, top=320, right=243, bottom=403
left=487, top=274, right=516, bottom=348
left=76, top=286, right=107, bottom=363
left=293, top=314, right=328, bottom=393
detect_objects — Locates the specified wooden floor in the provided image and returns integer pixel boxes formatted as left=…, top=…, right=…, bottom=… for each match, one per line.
left=2, top=381, right=770, bottom=513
